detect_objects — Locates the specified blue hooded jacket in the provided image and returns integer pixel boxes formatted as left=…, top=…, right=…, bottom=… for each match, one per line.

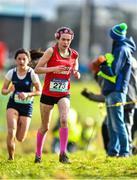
left=100, top=37, right=136, bottom=96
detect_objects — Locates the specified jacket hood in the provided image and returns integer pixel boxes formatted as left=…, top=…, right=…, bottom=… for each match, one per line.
left=123, top=37, right=136, bottom=54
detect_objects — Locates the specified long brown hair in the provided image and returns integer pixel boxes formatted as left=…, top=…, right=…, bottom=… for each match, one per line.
left=29, top=49, right=44, bottom=68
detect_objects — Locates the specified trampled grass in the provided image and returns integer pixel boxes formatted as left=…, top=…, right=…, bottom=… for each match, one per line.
left=0, top=151, right=137, bottom=179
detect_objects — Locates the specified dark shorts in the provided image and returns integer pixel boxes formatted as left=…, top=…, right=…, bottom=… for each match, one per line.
left=7, top=98, right=33, bottom=117
left=40, top=94, right=70, bottom=105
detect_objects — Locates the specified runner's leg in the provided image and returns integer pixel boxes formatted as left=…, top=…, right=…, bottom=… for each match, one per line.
left=58, top=97, right=70, bottom=154
left=6, top=108, right=18, bottom=160
left=36, top=103, right=54, bottom=158
left=16, top=116, right=31, bottom=142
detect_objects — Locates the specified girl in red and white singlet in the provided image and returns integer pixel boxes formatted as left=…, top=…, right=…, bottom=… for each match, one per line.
left=34, top=27, right=80, bottom=163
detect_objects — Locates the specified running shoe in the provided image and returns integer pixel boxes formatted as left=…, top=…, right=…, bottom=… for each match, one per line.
left=8, top=156, right=14, bottom=161
left=34, top=155, right=41, bottom=163
left=59, top=152, right=70, bottom=164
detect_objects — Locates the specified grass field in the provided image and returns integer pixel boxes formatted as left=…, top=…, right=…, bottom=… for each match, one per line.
left=1, top=151, right=137, bottom=179
left=1, top=77, right=137, bottom=179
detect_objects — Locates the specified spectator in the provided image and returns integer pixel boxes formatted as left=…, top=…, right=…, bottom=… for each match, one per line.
left=99, top=23, right=136, bottom=157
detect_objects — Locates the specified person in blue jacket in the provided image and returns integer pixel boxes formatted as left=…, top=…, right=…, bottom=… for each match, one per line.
left=99, top=23, right=136, bottom=157
left=82, top=56, right=137, bottom=155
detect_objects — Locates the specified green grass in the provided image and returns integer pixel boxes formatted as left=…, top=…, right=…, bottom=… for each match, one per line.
left=0, top=151, right=137, bottom=179
left=1, top=78, right=137, bottom=179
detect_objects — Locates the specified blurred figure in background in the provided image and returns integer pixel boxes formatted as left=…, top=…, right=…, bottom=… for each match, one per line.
left=1, top=49, right=42, bottom=160
left=132, top=108, right=137, bottom=153
left=34, top=27, right=80, bottom=164
left=80, top=117, right=97, bottom=151
left=81, top=54, right=109, bottom=152
left=52, top=108, right=82, bottom=153
left=123, top=57, right=137, bottom=155
left=29, top=49, right=44, bottom=69
left=0, top=41, right=7, bottom=71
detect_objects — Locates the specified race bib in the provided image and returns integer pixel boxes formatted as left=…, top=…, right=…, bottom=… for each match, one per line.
left=49, top=78, right=68, bottom=92
left=14, top=94, right=33, bottom=104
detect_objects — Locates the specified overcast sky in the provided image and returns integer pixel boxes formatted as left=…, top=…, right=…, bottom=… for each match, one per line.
left=0, top=0, right=136, bottom=20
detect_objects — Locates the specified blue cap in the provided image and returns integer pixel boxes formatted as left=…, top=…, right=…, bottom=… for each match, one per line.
left=110, top=23, right=128, bottom=41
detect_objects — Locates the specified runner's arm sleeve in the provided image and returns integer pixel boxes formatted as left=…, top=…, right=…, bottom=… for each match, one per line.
left=5, top=69, right=13, bottom=81
left=31, top=69, right=41, bottom=83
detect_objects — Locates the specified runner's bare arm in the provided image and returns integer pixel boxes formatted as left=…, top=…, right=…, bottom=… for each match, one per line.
left=73, top=58, right=79, bottom=71
left=34, top=47, right=66, bottom=74
left=18, top=81, right=42, bottom=100
left=27, top=80, right=42, bottom=97
left=1, top=78, right=13, bottom=95
left=73, top=58, right=81, bottom=79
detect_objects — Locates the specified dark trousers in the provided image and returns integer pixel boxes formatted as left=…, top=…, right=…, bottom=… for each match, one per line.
left=132, top=108, right=137, bottom=139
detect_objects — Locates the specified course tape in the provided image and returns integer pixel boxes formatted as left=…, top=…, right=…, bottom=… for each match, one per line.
left=107, top=100, right=137, bottom=107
